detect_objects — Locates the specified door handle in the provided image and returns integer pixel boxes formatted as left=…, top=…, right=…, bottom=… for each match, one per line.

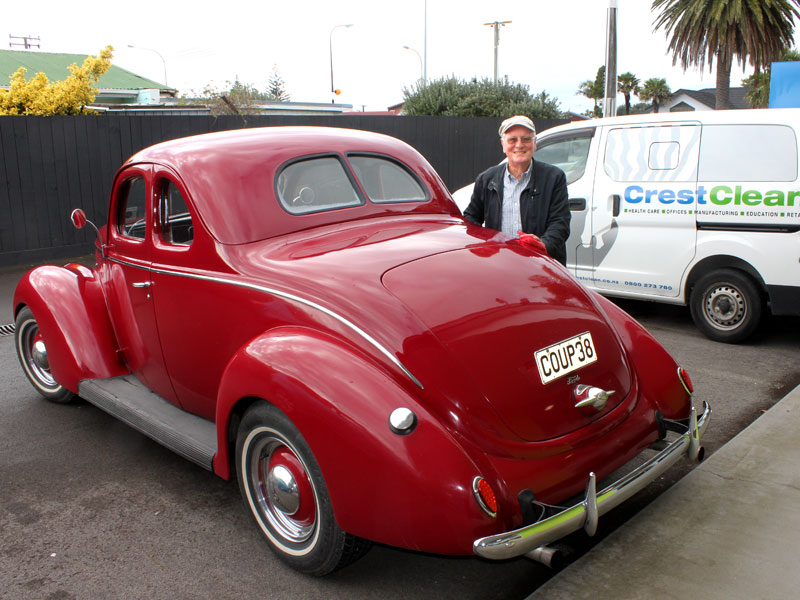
left=611, top=195, right=621, bottom=217
left=132, top=281, right=152, bottom=288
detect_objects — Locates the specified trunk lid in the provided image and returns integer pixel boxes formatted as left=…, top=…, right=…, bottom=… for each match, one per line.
left=382, top=245, right=633, bottom=442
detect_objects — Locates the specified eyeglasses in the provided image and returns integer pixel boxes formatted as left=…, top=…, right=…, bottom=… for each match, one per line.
left=505, top=136, right=534, bottom=145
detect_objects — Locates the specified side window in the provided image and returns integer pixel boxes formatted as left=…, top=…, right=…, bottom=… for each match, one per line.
left=535, top=133, right=592, bottom=185
left=604, top=125, right=700, bottom=182
left=698, top=124, right=798, bottom=182
left=348, top=155, right=427, bottom=203
left=160, top=180, right=193, bottom=245
left=117, top=177, right=147, bottom=239
left=276, top=156, right=363, bottom=215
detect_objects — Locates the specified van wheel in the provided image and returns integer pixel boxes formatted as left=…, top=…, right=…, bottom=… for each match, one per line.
left=689, top=269, right=762, bottom=344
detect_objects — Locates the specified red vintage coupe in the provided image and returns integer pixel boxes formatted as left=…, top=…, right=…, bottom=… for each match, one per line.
left=14, top=126, right=709, bottom=575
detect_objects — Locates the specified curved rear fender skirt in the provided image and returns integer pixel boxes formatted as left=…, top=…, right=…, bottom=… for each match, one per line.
left=215, top=327, right=502, bottom=554
left=13, top=265, right=125, bottom=392
left=595, top=294, right=690, bottom=420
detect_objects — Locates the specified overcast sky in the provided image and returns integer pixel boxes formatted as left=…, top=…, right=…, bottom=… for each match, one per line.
left=6, top=0, right=800, bottom=113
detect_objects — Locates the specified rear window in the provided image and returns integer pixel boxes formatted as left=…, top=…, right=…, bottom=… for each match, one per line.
left=276, top=156, right=363, bottom=215
left=275, top=154, right=427, bottom=215
left=348, top=155, right=427, bottom=203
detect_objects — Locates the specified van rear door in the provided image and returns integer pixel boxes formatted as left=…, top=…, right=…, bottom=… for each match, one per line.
left=588, top=122, right=701, bottom=298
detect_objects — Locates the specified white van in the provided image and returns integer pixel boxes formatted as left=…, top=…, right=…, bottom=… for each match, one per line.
left=454, top=108, right=800, bottom=343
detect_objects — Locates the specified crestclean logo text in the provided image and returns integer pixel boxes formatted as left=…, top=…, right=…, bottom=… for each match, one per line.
left=624, top=185, right=800, bottom=207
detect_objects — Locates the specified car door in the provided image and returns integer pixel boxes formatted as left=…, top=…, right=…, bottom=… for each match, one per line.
left=588, top=122, right=701, bottom=298
left=104, top=165, right=178, bottom=404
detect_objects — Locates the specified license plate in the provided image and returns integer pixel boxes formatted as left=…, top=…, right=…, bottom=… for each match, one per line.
left=535, top=332, right=598, bottom=384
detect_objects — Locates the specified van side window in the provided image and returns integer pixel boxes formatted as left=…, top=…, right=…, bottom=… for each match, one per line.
left=535, top=133, right=592, bottom=185
left=698, top=125, right=798, bottom=182
left=604, top=125, right=700, bottom=183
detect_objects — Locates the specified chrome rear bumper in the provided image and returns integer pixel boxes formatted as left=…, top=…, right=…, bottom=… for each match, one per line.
left=473, top=401, right=711, bottom=560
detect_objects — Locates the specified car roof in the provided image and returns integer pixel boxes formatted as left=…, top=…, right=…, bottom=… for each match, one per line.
left=123, top=126, right=456, bottom=244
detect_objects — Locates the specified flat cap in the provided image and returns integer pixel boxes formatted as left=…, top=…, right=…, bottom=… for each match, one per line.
left=498, top=115, right=536, bottom=137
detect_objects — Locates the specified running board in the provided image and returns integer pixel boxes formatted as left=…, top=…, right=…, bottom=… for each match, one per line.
left=78, top=375, right=217, bottom=471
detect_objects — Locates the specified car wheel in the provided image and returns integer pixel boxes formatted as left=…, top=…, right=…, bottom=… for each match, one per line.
left=689, top=269, right=762, bottom=344
left=15, top=306, right=76, bottom=403
left=235, top=402, right=370, bottom=575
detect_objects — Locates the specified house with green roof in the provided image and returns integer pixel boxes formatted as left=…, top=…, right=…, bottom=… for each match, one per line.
left=0, top=48, right=180, bottom=109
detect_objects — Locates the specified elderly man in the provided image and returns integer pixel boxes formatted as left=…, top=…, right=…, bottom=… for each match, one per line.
left=463, top=115, right=571, bottom=266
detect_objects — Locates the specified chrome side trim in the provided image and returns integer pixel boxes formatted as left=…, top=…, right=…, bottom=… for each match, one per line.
left=106, top=256, right=423, bottom=389
left=473, top=401, right=711, bottom=560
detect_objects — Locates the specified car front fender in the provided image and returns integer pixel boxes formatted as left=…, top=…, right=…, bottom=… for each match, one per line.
left=214, top=326, right=502, bottom=555
left=13, top=264, right=125, bottom=393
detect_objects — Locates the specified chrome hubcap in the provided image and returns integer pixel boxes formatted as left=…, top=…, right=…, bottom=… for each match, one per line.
left=21, top=323, right=57, bottom=388
left=32, top=339, right=49, bottom=370
left=267, top=464, right=300, bottom=515
left=250, top=435, right=317, bottom=544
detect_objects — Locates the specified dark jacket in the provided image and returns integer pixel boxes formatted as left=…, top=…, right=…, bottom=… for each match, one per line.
left=463, top=161, right=571, bottom=265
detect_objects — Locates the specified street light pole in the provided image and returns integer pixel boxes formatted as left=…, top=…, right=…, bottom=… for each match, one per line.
left=329, top=24, right=353, bottom=103
left=403, top=46, right=424, bottom=85
left=483, top=21, right=511, bottom=84
left=128, top=44, right=168, bottom=86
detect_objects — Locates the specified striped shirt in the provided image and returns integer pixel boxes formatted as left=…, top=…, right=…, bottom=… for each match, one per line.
left=501, top=163, right=532, bottom=237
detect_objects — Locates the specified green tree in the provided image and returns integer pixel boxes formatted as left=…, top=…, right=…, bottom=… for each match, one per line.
left=265, top=65, right=290, bottom=102
left=0, top=46, right=113, bottom=115
left=652, top=0, right=800, bottom=109
left=187, top=79, right=267, bottom=115
left=639, top=77, right=672, bottom=112
left=402, top=76, right=561, bottom=118
left=578, top=66, right=605, bottom=117
left=743, top=47, right=800, bottom=107
left=617, top=72, right=641, bottom=114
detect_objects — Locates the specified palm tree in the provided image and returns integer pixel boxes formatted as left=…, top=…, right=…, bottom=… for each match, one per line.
left=578, top=66, right=605, bottom=117
left=617, top=72, right=641, bottom=114
left=652, top=0, right=800, bottom=109
left=743, top=47, right=800, bottom=107
left=639, top=78, right=672, bottom=113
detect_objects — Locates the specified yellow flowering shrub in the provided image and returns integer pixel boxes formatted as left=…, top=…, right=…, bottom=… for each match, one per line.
left=0, top=46, right=113, bottom=115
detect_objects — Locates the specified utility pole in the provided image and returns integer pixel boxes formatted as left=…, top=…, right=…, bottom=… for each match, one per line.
left=484, top=21, right=511, bottom=84
left=9, top=34, right=40, bottom=49
left=603, top=1, right=618, bottom=117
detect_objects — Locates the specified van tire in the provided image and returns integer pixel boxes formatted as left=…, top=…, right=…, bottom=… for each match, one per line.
left=689, top=269, right=762, bottom=344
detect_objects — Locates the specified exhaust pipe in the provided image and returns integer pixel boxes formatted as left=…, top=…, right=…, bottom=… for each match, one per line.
left=525, top=545, right=563, bottom=569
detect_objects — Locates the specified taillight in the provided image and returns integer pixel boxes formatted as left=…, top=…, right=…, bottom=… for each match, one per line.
left=678, top=367, right=694, bottom=395
left=472, top=476, right=498, bottom=517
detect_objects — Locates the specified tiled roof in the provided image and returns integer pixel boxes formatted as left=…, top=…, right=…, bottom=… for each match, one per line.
left=0, top=49, right=170, bottom=90
left=672, top=87, right=752, bottom=109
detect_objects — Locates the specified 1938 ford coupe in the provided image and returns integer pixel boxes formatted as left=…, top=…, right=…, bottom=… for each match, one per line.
left=14, top=127, right=709, bottom=575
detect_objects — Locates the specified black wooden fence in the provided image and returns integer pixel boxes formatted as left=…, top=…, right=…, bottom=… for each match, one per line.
left=0, top=114, right=565, bottom=267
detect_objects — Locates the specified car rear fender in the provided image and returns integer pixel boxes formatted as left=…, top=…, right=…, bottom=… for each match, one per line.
left=13, top=264, right=125, bottom=392
left=593, top=293, right=691, bottom=420
left=215, top=326, right=503, bottom=554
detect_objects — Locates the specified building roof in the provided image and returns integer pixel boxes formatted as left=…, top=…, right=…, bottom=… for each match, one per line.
left=0, top=49, right=171, bottom=91
left=670, top=87, right=752, bottom=109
